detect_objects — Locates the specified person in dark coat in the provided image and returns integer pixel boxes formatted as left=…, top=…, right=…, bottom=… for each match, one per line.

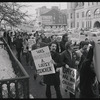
left=60, top=40, right=80, bottom=98
left=80, top=44, right=99, bottom=98
left=61, top=40, right=80, bottom=69
left=13, top=35, right=23, bottom=62
left=76, top=41, right=89, bottom=72
left=60, top=33, right=69, bottom=53
left=43, top=42, right=64, bottom=98
left=30, top=37, right=55, bottom=68
left=40, top=33, right=49, bottom=43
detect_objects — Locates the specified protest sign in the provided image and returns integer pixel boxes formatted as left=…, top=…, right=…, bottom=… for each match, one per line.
left=60, top=67, right=77, bottom=94
left=28, top=39, right=36, bottom=51
left=31, top=46, right=55, bottom=75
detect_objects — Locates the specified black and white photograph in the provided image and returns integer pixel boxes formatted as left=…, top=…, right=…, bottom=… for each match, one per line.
left=0, top=2, right=100, bottom=98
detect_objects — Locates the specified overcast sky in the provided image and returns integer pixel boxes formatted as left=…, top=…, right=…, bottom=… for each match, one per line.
left=19, top=2, right=67, bottom=20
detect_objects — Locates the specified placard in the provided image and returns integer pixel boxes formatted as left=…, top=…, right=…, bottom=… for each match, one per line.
left=28, top=39, right=36, bottom=51
left=31, top=46, right=55, bottom=75
left=60, top=67, right=77, bottom=94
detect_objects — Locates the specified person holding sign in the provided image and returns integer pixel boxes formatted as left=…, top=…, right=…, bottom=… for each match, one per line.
left=30, top=37, right=56, bottom=85
left=43, top=42, right=64, bottom=98
left=60, top=39, right=80, bottom=98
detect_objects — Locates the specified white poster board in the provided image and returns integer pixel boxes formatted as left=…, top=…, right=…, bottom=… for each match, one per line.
left=31, top=46, right=55, bottom=75
left=28, top=39, right=36, bottom=51
left=60, top=67, right=77, bottom=94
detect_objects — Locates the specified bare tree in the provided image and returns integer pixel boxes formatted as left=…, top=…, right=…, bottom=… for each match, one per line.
left=0, top=2, right=32, bottom=28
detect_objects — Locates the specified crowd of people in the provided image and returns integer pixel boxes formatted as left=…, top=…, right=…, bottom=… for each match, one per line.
left=2, top=29, right=100, bottom=98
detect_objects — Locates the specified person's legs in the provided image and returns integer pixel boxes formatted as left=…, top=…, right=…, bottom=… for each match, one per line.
left=54, top=84, right=62, bottom=98
left=39, top=76, right=45, bottom=86
left=46, top=85, right=51, bottom=98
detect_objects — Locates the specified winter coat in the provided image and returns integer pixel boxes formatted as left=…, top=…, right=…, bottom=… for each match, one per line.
left=78, top=51, right=88, bottom=73
left=42, top=37, right=50, bottom=43
left=60, top=41, right=66, bottom=53
left=13, top=38, right=23, bottom=49
left=60, top=49, right=80, bottom=69
left=43, top=51, right=64, bottom=85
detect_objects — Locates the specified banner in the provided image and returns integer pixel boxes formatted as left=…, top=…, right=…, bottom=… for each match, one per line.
left=93, top=42, right=100, bottom=82
left=31, top=46, right=55, bottom=75
left=60, top=67, right=77, bottom=94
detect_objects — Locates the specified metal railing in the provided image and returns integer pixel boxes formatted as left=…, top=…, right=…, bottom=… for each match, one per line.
left=0, top=37, right=29, bottom=98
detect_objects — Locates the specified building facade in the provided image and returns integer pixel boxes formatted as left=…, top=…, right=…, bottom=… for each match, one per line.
left=41, top=7, right=67, bottom=24
left=67, top=2, right=100, bottom=30
left=35, top=6, right=50, bottom=24
left=35, top=6, right=67, bottom=29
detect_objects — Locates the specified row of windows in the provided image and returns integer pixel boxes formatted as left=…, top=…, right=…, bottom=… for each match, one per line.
left=88, top=2, right=98, bottom=6
left=68, top=8, right=100, bottom=19
left=77, top=2, right=98, bottom=7
left=86, top=9, right=100, bottom=17
left=77, top=8, right=100, bottom=18
left=77, top=21, right=92, bottom=28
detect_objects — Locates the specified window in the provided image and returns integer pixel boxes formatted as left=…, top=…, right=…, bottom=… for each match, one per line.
left=94, top=8, right=100, bottom=15
left=94, top=8, right=100, bottom=17
left=88, top=21, right=90, bottom=28
left=86, top=10, right=91, bottom=17
left=82, top=2, right=84, bottom=6
left=71, top=13, right=72, bottom=19
left=71, top=22, right=73, bottom=28
left=82, top=12, right=84, bottom=17
left=77, top=22, right=79, bottom=28
left=92, top=2, right=94, bottom=5
left=77, top=13, right=79, bottom=18
left=88, top=2, right=90, bottom=6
